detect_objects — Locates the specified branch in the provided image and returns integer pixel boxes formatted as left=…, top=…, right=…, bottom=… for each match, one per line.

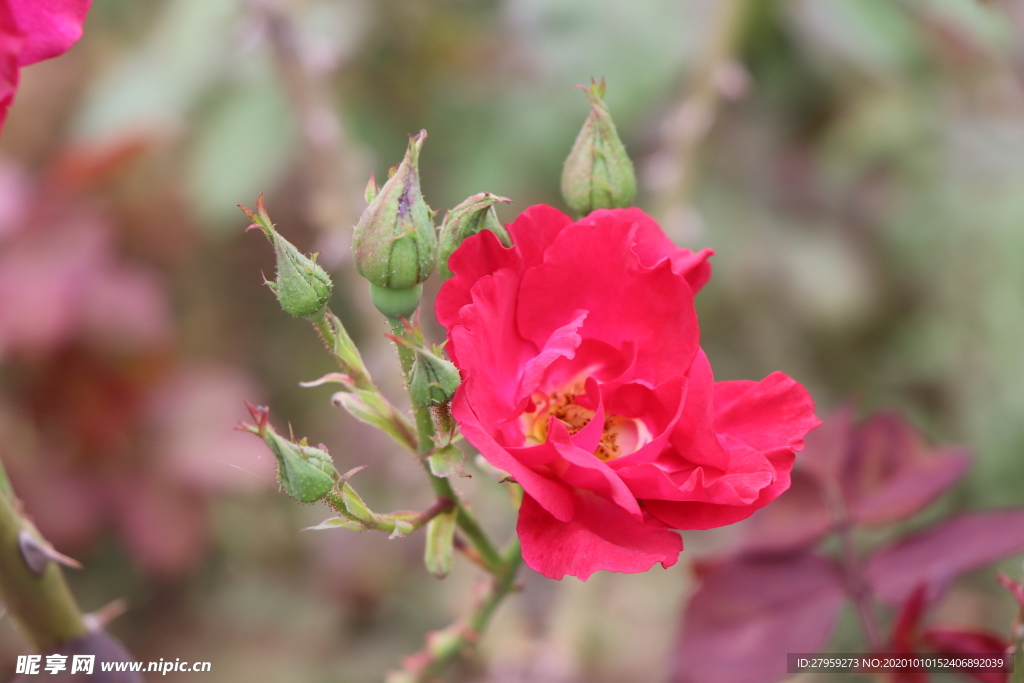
left=0, top=458, right=88, bottom=651
left=388, top=318, right=504, bottom=574
left=386, top=539, right=523, bottom=683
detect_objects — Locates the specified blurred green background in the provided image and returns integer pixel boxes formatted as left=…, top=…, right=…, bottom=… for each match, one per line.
left=2, top=0, right=1024, bottom=680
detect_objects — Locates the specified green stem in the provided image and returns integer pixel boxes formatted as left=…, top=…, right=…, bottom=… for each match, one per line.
left=431, top=476, right=502, bottom=574
left=386, top=539, right=523, bottom=683
left=0, top=458, right=88, bottom=651
left=468, top=538, right=522, bottom=633
left=322, top=492, right=454, bottom=535
left=388, top=317, right=504, bottom=574
left=311, top=311, right=373, bottom=391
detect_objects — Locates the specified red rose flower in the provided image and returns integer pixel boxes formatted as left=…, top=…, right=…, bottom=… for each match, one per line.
left=0, top=0, right=92, bottom=132
left=437, top=205, right=820, bottom=580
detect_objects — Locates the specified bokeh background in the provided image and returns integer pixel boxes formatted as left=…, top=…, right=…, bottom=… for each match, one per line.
left=2, top=0, right=1024, bottom=680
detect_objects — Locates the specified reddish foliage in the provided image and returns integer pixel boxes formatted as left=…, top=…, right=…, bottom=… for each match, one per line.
left=920, top=630, right=1009, bottom=683
left=737, top=409, right=969, bottom=557
left=841, top=412, right=970, bottom=526
left=738, top=467, right=833, bottom=555
left=866, top=510, right=1024, bottom=605
left=673, top=553, right=845, bottom=683
left=677, top=407, right=1024, bottom=683
left=885, top=584, right=1009, bottom=683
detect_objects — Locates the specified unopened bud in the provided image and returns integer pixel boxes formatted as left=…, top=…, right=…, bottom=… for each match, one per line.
left=241, top=403, right=335, bottom=503
left=352, top=131, right=437, bottom=317
left=561, top=78, right=637, bottom=217
left=241, top=194, right=332, bottom=320
left=437, top=193, right=512, bottom=280
left=409, top=349, right=460, bottom=408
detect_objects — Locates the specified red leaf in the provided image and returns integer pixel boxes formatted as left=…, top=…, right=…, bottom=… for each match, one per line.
left=892, top=584, right=929, bottom=652
left=865, top=509, right=1024, bottom=605
left=800, top=404, right=855, bottom=486
left=921, top=628, right=1009, bottom=683
left=737, top=468, right=834, bottom=555
left=843, top=412, right=970, bottom=526
left=673, top=553, right=845, bottom=683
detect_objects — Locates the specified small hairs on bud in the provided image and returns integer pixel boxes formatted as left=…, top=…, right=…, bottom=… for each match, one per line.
left=560, top=78, right=637, bottom=217
left=241, top=193, right=333, bottom=320
left=437, top=192, right=512, bottom=281
left=240, top=402, right=336, bottom=503
left=352, top=131, right=437, bottom=319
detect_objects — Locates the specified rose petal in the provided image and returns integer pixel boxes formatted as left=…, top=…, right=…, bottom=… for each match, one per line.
left=583, top=207, right=714, bottom=292
left=644, top=434, right=793, bottom=530
left=517, top=491, right=682, bottom=580
left=453, top=387, right=575, bottom=522
left=10, top=0, right=91, bottom=66
left=517, top=218, right=700, bottom=384
left=714, top=372, right=821, bottom=455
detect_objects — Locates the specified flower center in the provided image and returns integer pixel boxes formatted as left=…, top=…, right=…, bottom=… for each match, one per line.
left=523, top=385, right=648, bottom=462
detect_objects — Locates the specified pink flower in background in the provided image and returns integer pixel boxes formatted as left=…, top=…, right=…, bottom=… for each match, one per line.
left=0, top=0, right=91, bottom=132
left=0, top=149, right=273, bottom=579
left=437, top=206, right=820, bottom=580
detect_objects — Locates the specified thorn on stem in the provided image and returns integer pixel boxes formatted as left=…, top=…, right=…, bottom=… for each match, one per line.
left=17, top=530, right=82, bottom=575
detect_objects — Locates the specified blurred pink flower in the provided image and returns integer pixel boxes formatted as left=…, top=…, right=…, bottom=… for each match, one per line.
left=0, top=218, right=171, bottom=359
left=0, top=150, right=271, bottom=579
left=0, top=0, right=91, bottom=131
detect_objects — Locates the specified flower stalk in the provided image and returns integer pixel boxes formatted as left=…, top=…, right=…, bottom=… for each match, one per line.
left=387, top=317, right=504, bottom=574
left=0, top=458, right=88, bottom=651
left=386, top=538, right=522, bottom=683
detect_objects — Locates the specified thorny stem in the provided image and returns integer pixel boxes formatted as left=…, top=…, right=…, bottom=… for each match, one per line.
left=384, top=313, right=521, bottom=680
left=312, top=311, right=419, bottom=450
left=0, top=457, right=88, bottom=651
left=388, top=317, right=505, bottom=574
left=452, top=534, right=491, bottom=573
left=386, top=538, right=523, bottom=683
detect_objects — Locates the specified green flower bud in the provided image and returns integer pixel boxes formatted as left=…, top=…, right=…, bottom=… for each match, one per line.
left=241, top=402, right=336, bottom=503
left=560, top=78, right=637, bottom=217
left=369, top=282, right=423, bottom=321
left=241, top=193, right=333, bottom=320
left=352, top=131, right=437, bottom=301
left=409, top=348, right=461, bottom=407
left=437, top=192, right=512, bottom=281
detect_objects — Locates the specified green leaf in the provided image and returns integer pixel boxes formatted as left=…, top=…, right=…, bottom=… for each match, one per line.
left=333, top=389, right=416, bottom=451
left=303, top=517, right=366, bottom=532
left=428, top=445, right=470, bottom=479
left=340, top=482, right=373, bottom=522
